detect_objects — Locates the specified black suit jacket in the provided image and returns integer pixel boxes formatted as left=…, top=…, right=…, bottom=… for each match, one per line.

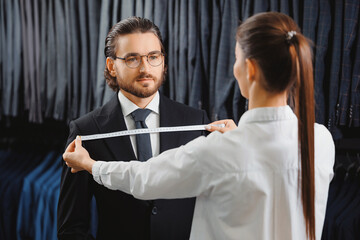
left=57, top=93, right=209, bottom=240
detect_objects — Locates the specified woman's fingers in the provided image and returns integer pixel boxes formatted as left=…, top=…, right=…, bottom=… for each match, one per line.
left=206, top=119, right=237, bottom=133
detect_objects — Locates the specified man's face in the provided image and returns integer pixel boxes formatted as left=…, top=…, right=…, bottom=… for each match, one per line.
left=112, top=32, right=165, bottom=98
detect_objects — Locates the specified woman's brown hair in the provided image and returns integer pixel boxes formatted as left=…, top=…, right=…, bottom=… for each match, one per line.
left=236, top=12, right=315, bottom=240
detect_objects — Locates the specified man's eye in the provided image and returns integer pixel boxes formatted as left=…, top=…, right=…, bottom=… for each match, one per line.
left=126, top=57, right=138, bottom=62
left=149, top=55, right=158, bottom=60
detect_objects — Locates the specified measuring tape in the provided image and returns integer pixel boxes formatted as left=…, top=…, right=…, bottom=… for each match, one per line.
left=80, top=124, right=225, bottom=141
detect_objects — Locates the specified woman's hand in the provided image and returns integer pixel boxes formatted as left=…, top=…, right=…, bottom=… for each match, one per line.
left=206, top=119, right=237, bottom=133
left=63, top=136, right=95, bottom=174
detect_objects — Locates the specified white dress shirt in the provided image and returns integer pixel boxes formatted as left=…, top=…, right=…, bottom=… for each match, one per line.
left=118, top=90, right=160, bottom=158
left=93, top=106, right=335, bottom=240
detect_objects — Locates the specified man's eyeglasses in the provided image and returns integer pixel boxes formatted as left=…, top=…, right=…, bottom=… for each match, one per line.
left=115, top=51, right=164, bottom=69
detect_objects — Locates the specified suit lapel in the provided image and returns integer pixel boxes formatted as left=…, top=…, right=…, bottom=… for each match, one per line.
left=94, top=94, right=185, bottom=158
left=93, top=94, right=136, bottom=161
left=159, top=95, right=183, bottom=153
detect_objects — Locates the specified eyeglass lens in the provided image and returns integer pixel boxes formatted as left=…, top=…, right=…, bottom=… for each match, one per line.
left=125, top=52, right=163, bottom=68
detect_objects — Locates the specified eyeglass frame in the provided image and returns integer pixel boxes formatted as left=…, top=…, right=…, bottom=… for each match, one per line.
left=114, top=50, right=165, bottom=69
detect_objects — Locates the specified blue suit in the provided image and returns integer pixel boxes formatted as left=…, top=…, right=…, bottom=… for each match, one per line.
left=350, top=23, right=360, bottom=127
left=338, top=0, right=359, bottom=127
left=16, top=151, right=57, bottom=240
left=313, top=0, right=331, bottom=125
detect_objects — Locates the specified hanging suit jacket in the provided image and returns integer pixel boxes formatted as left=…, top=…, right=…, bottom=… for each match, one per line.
left=338, top=0, right=359, bottom=127
left=57, top=93, right=209, bottom=240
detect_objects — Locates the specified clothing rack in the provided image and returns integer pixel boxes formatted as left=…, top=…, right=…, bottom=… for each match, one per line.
left=1, top=0, right=359, bottom=127
left=0, top=117, right=68, bottom=152
left=0, top=118, right=99, bottom=240
left=322, top=135, right=360, bottom=239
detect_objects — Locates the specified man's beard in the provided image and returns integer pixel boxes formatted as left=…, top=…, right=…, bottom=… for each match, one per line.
left=116, top=72, right=165, bottom=98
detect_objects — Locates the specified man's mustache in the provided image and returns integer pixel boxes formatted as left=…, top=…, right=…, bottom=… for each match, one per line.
left=136, top=73, right=155, bottom=80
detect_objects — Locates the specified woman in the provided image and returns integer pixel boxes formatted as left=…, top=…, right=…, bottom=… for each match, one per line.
left=63, top=12, right=334, bottom=240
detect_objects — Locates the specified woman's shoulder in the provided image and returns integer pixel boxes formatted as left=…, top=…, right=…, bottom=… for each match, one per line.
left=314, top=123, right=334, bottom=145
left=314, top=123, right=335, bottom=168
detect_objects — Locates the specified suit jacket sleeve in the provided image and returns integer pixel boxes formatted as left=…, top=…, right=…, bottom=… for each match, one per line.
left=57, top=121, right=94, bottom=240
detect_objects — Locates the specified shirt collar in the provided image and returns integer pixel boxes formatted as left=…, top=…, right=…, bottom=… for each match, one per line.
left=118, top=91, right=160, bottom=117
left=238, top=105, right=296, bottom=125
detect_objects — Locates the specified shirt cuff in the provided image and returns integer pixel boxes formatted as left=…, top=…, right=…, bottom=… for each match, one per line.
left=92, top=161, right=104, bottom=185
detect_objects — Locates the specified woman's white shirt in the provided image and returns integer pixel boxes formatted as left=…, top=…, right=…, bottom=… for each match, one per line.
left=92, top=106, right=335, bottom=240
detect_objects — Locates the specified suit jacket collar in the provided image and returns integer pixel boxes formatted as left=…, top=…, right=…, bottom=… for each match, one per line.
left=93, top=94, right=136, bottom=161
left=93, top=93, right=180, bottom=160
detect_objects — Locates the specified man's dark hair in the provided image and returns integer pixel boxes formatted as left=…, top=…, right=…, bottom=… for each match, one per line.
left=104, top=16, right=165, bottom=91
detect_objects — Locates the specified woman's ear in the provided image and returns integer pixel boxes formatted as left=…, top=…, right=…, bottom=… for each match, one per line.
left=106, top=57, right=116, bottom=77
left=245, top=58, right=257, bottom=82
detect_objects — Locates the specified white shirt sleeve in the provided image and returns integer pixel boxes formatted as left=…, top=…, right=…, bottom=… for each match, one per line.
left=92, top=136, right=213, bottom=200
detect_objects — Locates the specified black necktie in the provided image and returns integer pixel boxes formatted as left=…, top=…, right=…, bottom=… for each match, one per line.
left=130, top=108, right=153, bottom=161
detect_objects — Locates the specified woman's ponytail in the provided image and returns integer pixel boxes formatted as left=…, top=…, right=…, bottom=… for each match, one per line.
left=289, top=35, right=315, bottom=240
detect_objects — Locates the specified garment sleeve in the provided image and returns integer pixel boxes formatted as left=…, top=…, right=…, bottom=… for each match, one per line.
left=57, top=121, right=94, bottom=240
left=92, top=136, right=213, bottom=200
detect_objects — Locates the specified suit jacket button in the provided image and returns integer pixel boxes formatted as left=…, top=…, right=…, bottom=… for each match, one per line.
left=152, top=206, right=158, bottom=215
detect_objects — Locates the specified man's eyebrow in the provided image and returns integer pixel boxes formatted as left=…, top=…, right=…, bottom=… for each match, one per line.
left=123, top=50, right=162, bottom=57
left=148, top=50, right=162, bottom=54
left=123, top=52, right=139, bottom=57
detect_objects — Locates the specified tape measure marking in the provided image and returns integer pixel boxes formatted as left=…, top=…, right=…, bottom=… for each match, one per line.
left=80, top=124, right=225, bottom=141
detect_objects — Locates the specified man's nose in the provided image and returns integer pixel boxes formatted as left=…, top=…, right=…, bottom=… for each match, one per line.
left=139, top=56, right=151, bottom=72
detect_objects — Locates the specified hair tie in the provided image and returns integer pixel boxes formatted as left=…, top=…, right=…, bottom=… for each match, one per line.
left=286, top=30, right=297, bottom=41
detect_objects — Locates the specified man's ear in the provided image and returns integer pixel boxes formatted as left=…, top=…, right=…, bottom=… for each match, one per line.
left=106, top=57, right=116, bottom=77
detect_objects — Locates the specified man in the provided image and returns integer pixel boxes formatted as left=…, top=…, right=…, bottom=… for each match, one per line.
left=57, top=17, right=209, bottom=240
